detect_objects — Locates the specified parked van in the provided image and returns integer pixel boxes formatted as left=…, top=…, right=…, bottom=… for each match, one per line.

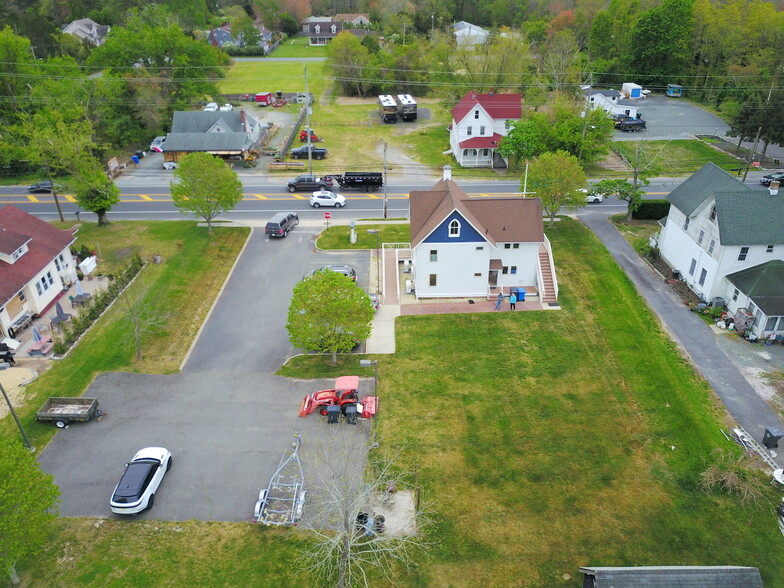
left=617, top=119, right=646, bottom=132
left=265, top=212, right=299, bottom=238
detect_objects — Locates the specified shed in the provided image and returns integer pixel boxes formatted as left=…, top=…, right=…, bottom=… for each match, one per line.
left=667, top=84, right=684, bottom=97
left=579, top=565, right=762, bottom=588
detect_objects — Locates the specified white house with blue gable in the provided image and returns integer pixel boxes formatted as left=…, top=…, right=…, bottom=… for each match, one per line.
left=409, top=167, right=558, bottom=302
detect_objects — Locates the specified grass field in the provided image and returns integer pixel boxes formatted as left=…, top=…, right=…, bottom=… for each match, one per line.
left=268, top=35, right=328, bottom=58
left=0, top=222, right=249, bottom=452
left=219, top=60, right=330, bottom=100
left=9, top=217, right=784, bottom=587
left=613, top=139, right=743, bottom=175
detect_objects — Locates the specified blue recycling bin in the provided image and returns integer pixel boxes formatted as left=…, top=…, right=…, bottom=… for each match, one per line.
left=131, top=155, right=140, bottom=164
left=519, top=289, right=525, bottom=302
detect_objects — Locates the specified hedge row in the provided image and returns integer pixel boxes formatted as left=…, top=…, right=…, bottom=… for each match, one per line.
left=52, top=254, right=144, bottom=355
left=632, top=199, right=670, bottom=220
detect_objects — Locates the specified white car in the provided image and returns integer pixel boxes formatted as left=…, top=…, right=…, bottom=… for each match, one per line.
left=162, top=161, right=178, bottom=170
left=149, top=136, right=166, bottom=153
left=219, top=104, right=233, bottom=111
left=577, top=188, right=604, bottom=204
left=110, top=447, right=172, bottom=515
left=203, top=102, right=219, bottom=112
left=310, top=190, right=346, bottom=208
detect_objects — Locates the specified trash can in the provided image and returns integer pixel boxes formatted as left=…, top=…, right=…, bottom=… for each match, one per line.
left=763, top=427, right=784, bottom=449
left=326, top=404, right=340, bottom=424
left=134, top=149, right=145, bottom=159
left=510, top=287, right=520, bottom=300
left=344, top=404, right=357, bottom=425
left=519, top=289, right=525, bottom=302
left=131, top=155, right=140, bottom=164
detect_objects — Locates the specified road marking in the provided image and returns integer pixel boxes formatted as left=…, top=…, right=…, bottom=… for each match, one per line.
left=138, top=194, right=153, bottom=201
left=64, top=194, right=76, bottom=202
left=27, top=194, right=39, bottom=202
left=253, top=194, right=268, bottom=199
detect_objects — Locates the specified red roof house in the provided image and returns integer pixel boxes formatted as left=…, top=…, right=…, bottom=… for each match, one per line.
left=448, top=92, right=521, bottom=169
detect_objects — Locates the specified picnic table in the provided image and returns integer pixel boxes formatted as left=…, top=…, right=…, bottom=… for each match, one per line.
left=70, top=293, right=92, bottom=308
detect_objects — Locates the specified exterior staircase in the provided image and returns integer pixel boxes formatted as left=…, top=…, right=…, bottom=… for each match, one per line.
left=538, top=245, right=557, bottom=303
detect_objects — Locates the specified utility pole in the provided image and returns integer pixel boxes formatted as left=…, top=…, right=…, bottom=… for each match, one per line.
left=383, top=141, right=388, bottom=219
left=431, top=12, right=435, bottom=37
left=305, top=66, right=312, bottom=176
left=577, top=72, right=592, bottom=162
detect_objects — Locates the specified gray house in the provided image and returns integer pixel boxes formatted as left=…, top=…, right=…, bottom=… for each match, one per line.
left=163, top=110, right=262, bottom=163
left=579, top=565, right=763, bottom=588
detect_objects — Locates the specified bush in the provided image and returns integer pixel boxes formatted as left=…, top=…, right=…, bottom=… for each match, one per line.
left=698, top=448, right=769, bottom=506
left=633, top=199, right=670, bottom=220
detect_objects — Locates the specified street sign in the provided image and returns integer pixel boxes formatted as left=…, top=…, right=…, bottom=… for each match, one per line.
left=324, top=212, right=331, bottom=219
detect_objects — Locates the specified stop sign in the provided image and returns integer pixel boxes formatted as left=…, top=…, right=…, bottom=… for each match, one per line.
left=324, top=212, right=331, bottom=219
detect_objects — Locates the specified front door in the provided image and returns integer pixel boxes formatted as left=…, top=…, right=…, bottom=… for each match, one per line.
left=489, top=270, right=498, bottom=286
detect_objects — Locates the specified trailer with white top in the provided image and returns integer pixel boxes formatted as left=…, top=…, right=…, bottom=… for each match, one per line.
left=378, top=95, right=398, bottom=124
left=396, top=94, right=417, bottom=121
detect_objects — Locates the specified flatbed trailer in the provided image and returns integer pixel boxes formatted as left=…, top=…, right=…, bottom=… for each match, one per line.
left=252, top=434, right=307, bottom=526
left=36, top=397, right=102, bottom=428
left=328, top=172, right=383, bottom=192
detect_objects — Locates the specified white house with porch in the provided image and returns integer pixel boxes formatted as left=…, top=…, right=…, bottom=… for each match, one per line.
left=409, top=167, right=558, bottom=302
left=448, top=92, right=521, bottom=168
left=584, top=88, right=639, bottom=119
left=0, top=205, right=78, bottom=339
left=655, top=163, right=784, bottom=339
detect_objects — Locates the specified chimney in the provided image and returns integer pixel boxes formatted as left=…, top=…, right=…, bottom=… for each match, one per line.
left=443, top=165, right=452, bottom=181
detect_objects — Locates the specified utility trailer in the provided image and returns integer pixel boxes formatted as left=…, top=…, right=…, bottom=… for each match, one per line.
left=36, top=397, right=102, bottom=428
left=378, top=95, right=398, bottom=124
left=252, top=434, right=307, bottom=526
left=396, top=94, right=417, bottom=121
left=327, top=172, right=383, bottom=192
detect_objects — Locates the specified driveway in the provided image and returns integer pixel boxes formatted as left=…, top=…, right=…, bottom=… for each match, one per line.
left=39, top=225, right=372, bottom=521
left=579, top=208, right=784, bottom=464
left=613, top=95, right=729, bottom=141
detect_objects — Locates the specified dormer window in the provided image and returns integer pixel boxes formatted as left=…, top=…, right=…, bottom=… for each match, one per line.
left=315, top=25, right=320, bottom=33
left=449, top=219, right=460, bottom=237
left=331, top=25, right=336, bottom=33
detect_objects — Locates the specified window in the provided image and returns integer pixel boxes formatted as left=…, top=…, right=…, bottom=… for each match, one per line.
left=474, top=110, right=479, bottom=119
left=767, top=245, right=774, bottom=253
left=36, top=282, right=42, bottom=296
left=708, top=239, right=716, bottom=255
left=698, top=268, right=707, bottom=286
left=683, top=217, right=690, bottom=231
left=467, top=126, right=472, bottom=136
left=18, top=291, right=25, bottom=302
left=766, top=317, right=780, bottom=332
left=55, top=257, right=61, bottom=271
left=504, top=244, right=511, bottom=249
left=449, top=219, right=460, bottom=237
left=689, top=259, right=697, bottom=276
left=482, top=149, right=488, bottom=157
left=709, top=206, right=717, bottom=221
left=697, top=230, right=704, bottom=245
left=480, top=125, right=486, bottom=134
left=513, top=243, right=519, bottom=249
left=331, top=25, right=336, bottom=33
left=430, top=250, right=437, bottom=262
left=738, top=247, right=749, bottom=261
left=510, top=266, right=517, bottom=274
left=47, top=271, right=53, bottom=286
left=429, top=274, right=437, bottom=286
left=732, top=288, right=739, bottom=302
left=315, top=25, right=320, bottom=33
left=474, top=273, right=481, bottom=277
left=502, top=266, right=509, bottom=275
left=475, top=246, right=483, bottom=250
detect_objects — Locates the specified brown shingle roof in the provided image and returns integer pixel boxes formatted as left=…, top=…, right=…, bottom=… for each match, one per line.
left=409, top=178, right=543, bottom=247
left=0, top=205, right=77, bottom=307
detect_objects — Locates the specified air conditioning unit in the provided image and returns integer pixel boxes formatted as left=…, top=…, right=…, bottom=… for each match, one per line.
left=405, top=279, right=413, bottom=294
left=403, top=259, right=412, bottom=273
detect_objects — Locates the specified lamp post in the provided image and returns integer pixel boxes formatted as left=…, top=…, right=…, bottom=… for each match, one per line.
left=0, top=380, right=34, bottom=450
left=360, top=359, right=378, bottom=444
left=367, top=229, right=381, bottom=294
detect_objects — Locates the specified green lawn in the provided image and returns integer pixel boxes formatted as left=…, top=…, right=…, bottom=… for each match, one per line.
left=268, top=35, right=328, bottom=58
left=612, top=139, right=743, bottom=176
left=0, top=222, right=249, bottom=453
left=11, top=217, right=783, bottom=587
left=218, top=60, right=330, bottom=99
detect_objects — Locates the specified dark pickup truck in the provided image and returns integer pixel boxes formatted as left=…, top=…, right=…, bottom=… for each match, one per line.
left=290, top=145, right=328, bottom=160
left=286, top=174, right=334, bottom=193
left=326, top=172, right=383, bottom=192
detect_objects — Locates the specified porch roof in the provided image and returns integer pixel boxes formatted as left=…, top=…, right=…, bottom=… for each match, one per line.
left=459, top=133, right=503, bottom=149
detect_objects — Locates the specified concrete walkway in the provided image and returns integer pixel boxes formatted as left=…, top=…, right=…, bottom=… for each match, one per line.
left=579, top=209, right=784, bottom=467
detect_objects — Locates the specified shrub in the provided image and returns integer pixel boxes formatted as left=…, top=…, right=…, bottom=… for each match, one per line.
left=633, top=200, right=670, bottom=220
left=698, top=448, right=769, bottom=506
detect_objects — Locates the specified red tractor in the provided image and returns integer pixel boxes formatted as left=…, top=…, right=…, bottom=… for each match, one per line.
left=298, top=376, right=376, bottom=418
left=299, top=128, right=319, bottom=142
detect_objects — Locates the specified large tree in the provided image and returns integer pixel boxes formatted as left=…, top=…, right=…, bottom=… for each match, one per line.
left=70, top=158, right=121, bottom=225
left=326, top=31, right=375, bottom=97
left=287, top=269, right=374, bottom=364
left=0, top=442, right=60, bottom=585
left=170, top=152, right=244, bottom=233
left=526, top=150, right=587, bottom=227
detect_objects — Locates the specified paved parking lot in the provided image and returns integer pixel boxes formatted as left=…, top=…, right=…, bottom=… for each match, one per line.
left=38, top=226, right=373, bottom=522
left=613, top=95, right=729, bottom=141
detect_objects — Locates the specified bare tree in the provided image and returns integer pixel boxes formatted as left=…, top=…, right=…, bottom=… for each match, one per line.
left=297, top=436, right=431, bottom=588
left=117, top=280, right=171, bottom=360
